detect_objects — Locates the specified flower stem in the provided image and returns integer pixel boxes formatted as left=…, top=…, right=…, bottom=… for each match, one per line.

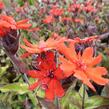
left=82, top=84, right=85, bottom=109
left=56, top=97, right=60, bottom=109
left=3, top=48, right=29, bottom=84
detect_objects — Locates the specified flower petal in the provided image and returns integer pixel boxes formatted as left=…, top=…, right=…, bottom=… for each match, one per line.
left=28, top=70, right=44, bottom=78
left=55, top=67, right=65, bottom=80
left=17, top=19, right=29, bottom=25
left=17, top=23, right=32, bottom=30
left=60, top=56, right=75, bottom=77
left=93, top=67, right=107, bottom=76
left=82, top=47, right=93, bottom=64
left=20, top=52, right=32, bottom=58
left=90, top=75, right=108, bottom=85
left=86, top=68, right=109, bottom=85
left=0, top=21, right=12, bottom=28
left=54, top=80, right=64, bottom=98
left=27, top=27, right=40, bottom=32
left=20, top=45, right=40, bottom=53
left=1, top=15, right=16, bottom=25
left=90, top=54, right=102, bottom=66
left=74, top=70, right=96, bottom=91
left=23, top=38, right=38, bottom=48
left=57, top=43, right=77, bottom=62
left=45, top=80, right=55, bottom=101
left=29, top=80, right=40, bottom=91
left=41, top=77, right=50, bottom=85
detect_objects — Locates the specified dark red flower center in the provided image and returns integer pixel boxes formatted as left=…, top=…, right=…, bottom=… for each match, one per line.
left=76, top=61, right=86, bottom=71
left=47, top=71, right=54, bottom=78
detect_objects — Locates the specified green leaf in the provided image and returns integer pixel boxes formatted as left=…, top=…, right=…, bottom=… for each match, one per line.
left=0, top=83, right=29, bottom=94
left=85, top=96, right=109, bottom=109
left=15, top=0, right=24, bottom=6
left=37, top=89, right=45, bottom=98
left=61, top=81, right=109, bottom=109
left=60, top=80, right=82, bottom=109
left=28, top=92, right=39, bottom=107
left=3, top=0, right=11, bottom=7
left=0, top=65, right=8, bottom=77
left=101, top=84, right=109, bottom=97
left=29, top=0, right=35, bottom=5
left=61, top=90, right=82, bottom=109
left=0, top=102, right=11, bottom=109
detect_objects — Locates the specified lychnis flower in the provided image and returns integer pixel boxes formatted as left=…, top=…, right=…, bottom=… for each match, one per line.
left=59, top=43, right=109, bottom=91
left=21, top=35, right=66, bottom=58
left=43, top=15, right=54, bottom=24
left=50, top=6, right=64, bottom=16
left=0, top=15, right=31, bottom=37
left=28, top=51, right=65, bottom=101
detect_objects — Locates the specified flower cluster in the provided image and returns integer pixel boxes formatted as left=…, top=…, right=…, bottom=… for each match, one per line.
left=0, top=15, right=31, bottom=37
left=1, top=0, right=108, bottom=103
left=68, top=0, right=97, bottom=13
left=42, top=0, right=97, bottom=25
left=21, top=34, right=109, bottom=101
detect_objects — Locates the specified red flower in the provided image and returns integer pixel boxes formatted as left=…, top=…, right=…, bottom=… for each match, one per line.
left=43, top=15, right=54, bottom=24
left=83, top=0, right=97, bottom=13
left=72, top=18, right=84, bottom=24
left=83, top=5, right=97, bottom=13
left=61, top=17, right=72, bottom=22
left=0, top=2, right=4, bottom=9
left=59, top=45, right=109, bottom=91
left=68, top=3, right=82, bottom=13
left=50, top=7, right=64, bottom=16
left=85, top=0, right=93, bottom=6
left=61, top=17, right=84, bottom=24
left=0, top=15, right=32, bottom=37
left=28, top=51, right=65, bottom=101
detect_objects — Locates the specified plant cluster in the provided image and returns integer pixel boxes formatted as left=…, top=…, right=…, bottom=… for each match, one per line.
left=0, top=0, right=109, bottom=109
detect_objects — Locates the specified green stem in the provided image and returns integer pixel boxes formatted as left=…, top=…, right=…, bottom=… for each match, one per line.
left=56, top=97, right=60, bottom=109
left=82, top=84, right=85, bottom=109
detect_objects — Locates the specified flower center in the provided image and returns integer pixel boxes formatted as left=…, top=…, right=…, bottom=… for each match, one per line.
left=76, top=61, right=87, bottom=71
left=47, top=71, right=54, bottom=78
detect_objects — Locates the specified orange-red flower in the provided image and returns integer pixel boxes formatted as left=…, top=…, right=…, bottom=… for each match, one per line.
left=83, top=5, right=97, bottom=13
left=59, top=44, right=109, bottom=91
left=72, top=18, right=84, bottom=24
left=50, top=7, right=64, bottom=16
left=28, top=51, right=65, bottom=101
left=27, top=27, right=40, bottom=32
left=83, top=0, right=97, bottom=13
left=68, top=3, right=82, bottom=13
left=20, top=36, right=66, bottom=57
left=0, top=15, right=32, bottom=37
left=0, top=2, right=4, bottom=9
left=61, top=17, right=72, bottom=22
left=43, top=15, right=54, bottom=24
left=72, top=35, right=98, bottom=43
